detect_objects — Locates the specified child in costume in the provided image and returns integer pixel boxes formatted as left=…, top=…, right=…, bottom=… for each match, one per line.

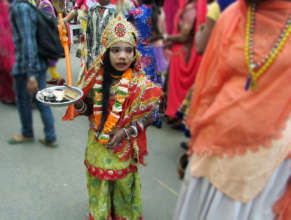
left=64, top=13, right=162, bottom=220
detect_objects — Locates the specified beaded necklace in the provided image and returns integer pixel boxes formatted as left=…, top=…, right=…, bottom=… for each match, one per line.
left=93, top=68, right=133, bottom=144
left=111, top=74, right=122, bottom=79
left=245, top=4, right=291, bottom=90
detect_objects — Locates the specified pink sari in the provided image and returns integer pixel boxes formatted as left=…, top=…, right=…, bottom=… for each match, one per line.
left=163, top=0, right=180, bottom=34
left=0, top=0, right=15, bottom=103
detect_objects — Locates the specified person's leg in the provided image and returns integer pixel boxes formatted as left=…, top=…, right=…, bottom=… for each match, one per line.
left=86, top=171, right=112, bottom=219
left=35, top=72, right=56, bottom=143
left=113, top=172, right=143, bottom=219
left=13, top=74, right=34, bottom=138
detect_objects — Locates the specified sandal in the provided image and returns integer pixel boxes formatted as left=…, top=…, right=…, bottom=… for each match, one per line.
left=180, top=142, right=189, bottom=150
left=8, top=134, right=34, bottom=145
left=39, top=138, right=58, bottom=147
left=177, top=153, right=188, bottom=180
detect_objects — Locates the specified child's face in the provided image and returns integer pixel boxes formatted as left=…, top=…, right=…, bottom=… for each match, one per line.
left=109, top=42, right=135, bottom=72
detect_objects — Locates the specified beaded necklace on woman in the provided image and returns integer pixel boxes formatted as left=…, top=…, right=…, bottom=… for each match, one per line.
left=245, top=3, right=291, bottom=90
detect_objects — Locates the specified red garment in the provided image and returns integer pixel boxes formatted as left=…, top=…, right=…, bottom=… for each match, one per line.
left=0, top=0, right=15, bottom=103
left=165, top=0, right=206, bottom=118
left=163, top=0, right=179, bottom=34
left=0, top=73, right=15, bottom=103
left=274, top=176, right=291, bottom=220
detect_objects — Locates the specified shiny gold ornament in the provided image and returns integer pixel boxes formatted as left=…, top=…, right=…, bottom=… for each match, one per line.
left=102, top=13, right=139, bottom=49
left=88, top=13, right=141, bottom=72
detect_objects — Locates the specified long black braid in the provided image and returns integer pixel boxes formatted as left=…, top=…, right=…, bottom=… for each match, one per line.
left=98, top=49, right=113, bottom=135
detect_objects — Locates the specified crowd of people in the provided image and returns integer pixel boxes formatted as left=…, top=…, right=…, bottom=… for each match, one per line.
left=0, top=0, right=290, bottom=219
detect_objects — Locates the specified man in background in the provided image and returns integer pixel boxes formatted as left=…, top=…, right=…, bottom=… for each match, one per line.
left=9, top=0, right=57, bottom=147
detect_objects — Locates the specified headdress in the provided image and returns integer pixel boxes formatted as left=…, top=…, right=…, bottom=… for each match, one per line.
left=102, top=13, right=139, bottom=49
left=82, top=13, right=141, bottom=79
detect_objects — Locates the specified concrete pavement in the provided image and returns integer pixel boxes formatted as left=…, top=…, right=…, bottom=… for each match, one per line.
left=0, top=45, right=187, bottom=220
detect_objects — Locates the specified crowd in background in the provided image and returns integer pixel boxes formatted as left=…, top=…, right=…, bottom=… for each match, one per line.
left=0, top=0, right=290, bottom=219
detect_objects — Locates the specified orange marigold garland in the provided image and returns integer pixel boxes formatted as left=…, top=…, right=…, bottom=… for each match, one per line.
left=93, top=68, right=133, bottom=144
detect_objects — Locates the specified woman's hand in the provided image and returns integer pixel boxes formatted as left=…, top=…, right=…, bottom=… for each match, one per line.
left=106, top=128, right=127, bottom=151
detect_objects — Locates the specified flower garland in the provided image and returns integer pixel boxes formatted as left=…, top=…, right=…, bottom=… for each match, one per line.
left=245, top=4, right=291, bottom=90
left=93, top=68, right=133, bottom=144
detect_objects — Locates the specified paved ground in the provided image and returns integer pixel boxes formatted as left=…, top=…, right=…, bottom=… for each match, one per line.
left=0, top=45, right=187, bottom=220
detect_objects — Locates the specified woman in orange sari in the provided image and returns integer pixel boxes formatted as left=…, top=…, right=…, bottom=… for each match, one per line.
left=174, top=0, right=291, bottom=219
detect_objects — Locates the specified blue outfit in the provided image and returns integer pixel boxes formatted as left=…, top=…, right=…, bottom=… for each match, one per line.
left=217, top=0, right=235, bottom=11
left=10, top=0, right=56, bottom=143
left=127, top=4, right=161, bottom=87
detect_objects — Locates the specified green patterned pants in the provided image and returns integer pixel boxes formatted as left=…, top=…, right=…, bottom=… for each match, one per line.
left=87, top=171, right=143, bottom=220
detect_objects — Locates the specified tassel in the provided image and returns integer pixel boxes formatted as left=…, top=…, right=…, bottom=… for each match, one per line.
left=245, top=75, right=251, bottom=91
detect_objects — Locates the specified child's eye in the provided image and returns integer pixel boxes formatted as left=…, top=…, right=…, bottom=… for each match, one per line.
left=110, top=47, right=120, bottom=53
left=125, top=47, right=134, bottom=53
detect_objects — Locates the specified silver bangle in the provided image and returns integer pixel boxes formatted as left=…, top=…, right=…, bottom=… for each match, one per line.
left=80, top=103, right=87, bottom=113
left=130, top=125, right=138, bottom=138
left=76, top=100, right=87, bottom=113
left=123, top=128, right=130, bottom=140
left=137, top=120, right=144, bottom=132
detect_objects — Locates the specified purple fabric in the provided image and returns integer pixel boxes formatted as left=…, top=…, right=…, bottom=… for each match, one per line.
left=153, top=46, right=168, bottom=73
left=49, top=60, right=57, bottom=66
left=38, top=0, right=56, bottom=17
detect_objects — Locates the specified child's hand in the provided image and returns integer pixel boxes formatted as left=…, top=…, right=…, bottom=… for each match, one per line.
left=106, top=128, right=127, bottom=151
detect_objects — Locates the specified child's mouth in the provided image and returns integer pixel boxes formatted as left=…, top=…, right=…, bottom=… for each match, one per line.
left=116, top=63, right=127, bottom=68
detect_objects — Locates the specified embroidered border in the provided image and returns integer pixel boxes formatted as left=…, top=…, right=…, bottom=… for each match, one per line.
left=85, top=160, right=137, bottom=180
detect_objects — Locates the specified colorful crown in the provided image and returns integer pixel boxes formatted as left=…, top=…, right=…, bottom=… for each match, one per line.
left=78, top=13, right=143, bottom=88
left=102, top=13, right=139, bottom=49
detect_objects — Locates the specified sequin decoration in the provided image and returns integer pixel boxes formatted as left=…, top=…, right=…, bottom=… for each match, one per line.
left=115, top=23, right=126, bottom=37
left=101, top=13, right=139, bottom=50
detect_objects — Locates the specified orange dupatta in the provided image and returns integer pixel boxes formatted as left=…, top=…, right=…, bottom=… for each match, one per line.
left=186, top=0, right=291, bottom=157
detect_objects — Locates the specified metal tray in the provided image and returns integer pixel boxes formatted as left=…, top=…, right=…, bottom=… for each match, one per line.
left=36, top=86, right=83, bottom=107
